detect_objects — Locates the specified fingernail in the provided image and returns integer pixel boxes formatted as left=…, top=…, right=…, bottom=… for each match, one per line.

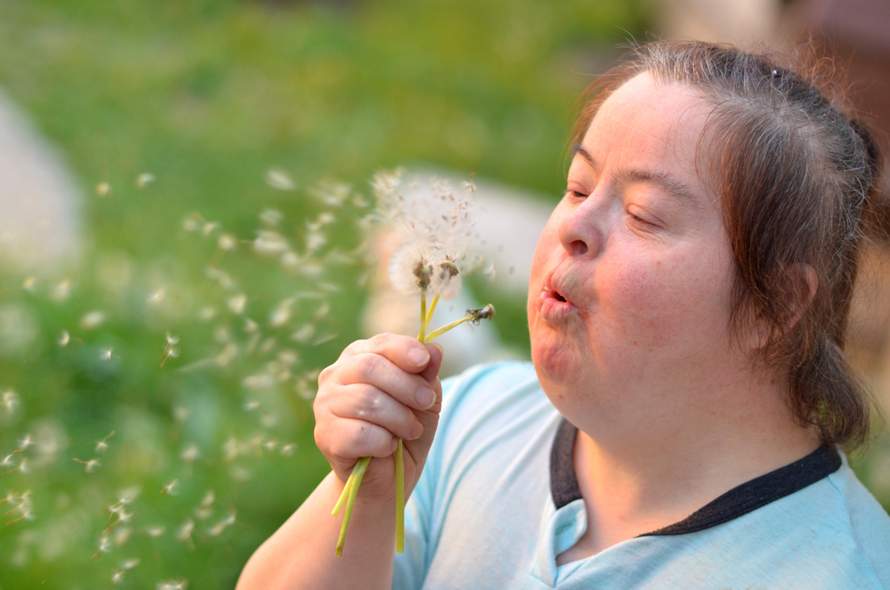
left=409, top=347, right=430, bottom=366
left=415, top=387, right=435, bottom=409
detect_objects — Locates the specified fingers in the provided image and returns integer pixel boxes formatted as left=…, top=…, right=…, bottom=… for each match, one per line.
left=335, top=352, right=438, bottom=412
left=327, top=383, right=424, bottom=442
left=340, top=333, right=433, bottom=375
left=315, top=417, right=398, bottom=464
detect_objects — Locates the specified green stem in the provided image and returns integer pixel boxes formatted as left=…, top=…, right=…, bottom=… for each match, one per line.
left=425, top=293, right=441, bottom=327
left=424, top=313, right=473, bottom=342
left=335, top=456, right=370, bottom=556
left=395, top=439, right=405, bottom=553
left=331, top=468, right=356, bottom=516
left=417, top=291, right=427, bottom=341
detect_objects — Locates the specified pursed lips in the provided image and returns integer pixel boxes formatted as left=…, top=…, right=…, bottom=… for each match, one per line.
left=544, top=270, right=579, bottom=307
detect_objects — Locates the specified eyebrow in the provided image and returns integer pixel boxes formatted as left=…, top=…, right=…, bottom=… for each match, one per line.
left=571, top=144, right=703, bottom=210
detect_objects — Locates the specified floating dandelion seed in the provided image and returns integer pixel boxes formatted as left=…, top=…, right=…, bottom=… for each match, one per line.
left=260, top=208, right=283, bottom=226
left=96, top=181, right=111, bottom=197
left=157, top=580, right=188, bottom=590
left=161, top=479, right=178, bottom=496
left=80, top=310, right=106, bottom=330
left=208, top=511, right=236, bottom=536
left=136, top=172, right=155, bottom=188
left=176, top=519, right=194, bottom=544
left=160, top=332, right=180, bottom=367
left=174, top=406, right=190, bottom=422
left=280, top=443, right=297, bottom=456
left=182, top=213, right=202, bottom=232
left=101, top=348, right=113, bottom=361
left=254, top=230, right=290, bottom=255
left=51, top=279, right=71, bottom=301
left=1, top=390, right=19, bottom=415
left=145, top=525, right=165, bottom=538
left=266, top=168, right=295, bottom=191
left=147, top=288, right=166, bottom=305
left=217, top=233, right=237, bottom=251
left=227, top=294, right=247, bottom=315
left=201, top=221, right=219, bottom=236
left=94, top=431, right=114, bottom=454
left=181, top=444, right=199, bottom=463
left=73, top=457, right=101, bottom=473
left=22, top=276, right=36, bottom=291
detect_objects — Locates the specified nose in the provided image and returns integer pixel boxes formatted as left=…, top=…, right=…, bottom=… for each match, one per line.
left=557, top=199, right=604, bottom=258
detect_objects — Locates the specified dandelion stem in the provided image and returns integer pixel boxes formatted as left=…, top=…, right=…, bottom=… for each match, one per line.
left=335, top=456, right=370, bottom=556
left=424, top=314, right=472, bottom=341
left=425, top=293, right=441, bottom=326
left=395, top=439, right=405, bottom=553
left=418, top=291, right=428, bottom=341
left=331, top=469, right=356, bottom=516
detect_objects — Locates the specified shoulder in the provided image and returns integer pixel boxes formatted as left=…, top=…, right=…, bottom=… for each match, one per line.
left=822, top=452, right=890, bottom=587
left=729, top=453, right=890, bottom=588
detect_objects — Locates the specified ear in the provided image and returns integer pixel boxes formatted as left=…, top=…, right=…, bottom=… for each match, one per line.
left=785, top=262, right=818, bottom=333
left=744, top=263, right=818, bottom=352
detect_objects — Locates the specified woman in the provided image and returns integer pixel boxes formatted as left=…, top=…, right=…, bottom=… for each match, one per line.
left=238, top=41, right=890, bottom=589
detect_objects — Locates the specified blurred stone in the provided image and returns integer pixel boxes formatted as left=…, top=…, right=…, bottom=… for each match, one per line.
left=0, top=90, right=82, bottom=273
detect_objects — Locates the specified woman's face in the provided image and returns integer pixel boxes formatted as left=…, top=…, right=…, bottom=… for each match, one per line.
left=528, top=72, right=740, bottom=419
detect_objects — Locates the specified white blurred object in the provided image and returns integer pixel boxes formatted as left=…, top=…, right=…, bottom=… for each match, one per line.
left=0, top=90, right=82, bottom=272
left=361, top=167, right=552, bottom=377
left=655, top=0, right=782, bottom=49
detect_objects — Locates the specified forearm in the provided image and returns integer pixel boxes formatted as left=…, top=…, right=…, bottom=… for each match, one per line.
left=237, top=470, right=395, bottom=590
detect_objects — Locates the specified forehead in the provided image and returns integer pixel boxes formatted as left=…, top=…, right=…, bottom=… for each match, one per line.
left=576, top=72, right=715, bottom=198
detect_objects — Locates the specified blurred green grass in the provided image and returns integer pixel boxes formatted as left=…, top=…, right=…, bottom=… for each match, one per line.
left=1, top=1, right=888, bottom=588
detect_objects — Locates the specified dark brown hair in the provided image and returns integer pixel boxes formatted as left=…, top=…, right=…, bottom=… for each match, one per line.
left=567, top=41, right=885, bottom=455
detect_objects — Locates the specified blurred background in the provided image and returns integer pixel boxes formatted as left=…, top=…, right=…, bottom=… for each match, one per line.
left=1, top=0, right=888, bottom=587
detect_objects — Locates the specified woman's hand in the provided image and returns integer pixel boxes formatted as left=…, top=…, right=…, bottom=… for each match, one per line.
left=313, top=333, right=443, bottom=503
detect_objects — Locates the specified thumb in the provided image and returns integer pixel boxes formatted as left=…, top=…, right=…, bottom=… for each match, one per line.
left=404, top=343, right=443, bottom=461
left=420, top=343, right=443, bottom=384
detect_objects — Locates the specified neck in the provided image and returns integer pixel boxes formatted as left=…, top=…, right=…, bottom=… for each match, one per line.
left=571, top=365, right=822, bottom=525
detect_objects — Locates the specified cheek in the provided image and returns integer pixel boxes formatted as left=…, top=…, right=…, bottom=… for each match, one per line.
left=601, top=249, right=734, bottom=351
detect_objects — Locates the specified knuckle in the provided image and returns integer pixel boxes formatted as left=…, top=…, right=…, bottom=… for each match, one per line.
left=317, top=363, right=337, bottom=386
left=354, top=387, right=383, bottom=419
left=356, top=353, right=383, bottom=382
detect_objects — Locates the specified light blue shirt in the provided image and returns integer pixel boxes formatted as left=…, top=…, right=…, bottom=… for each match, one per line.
left=392, top=361, right=890, bottom=589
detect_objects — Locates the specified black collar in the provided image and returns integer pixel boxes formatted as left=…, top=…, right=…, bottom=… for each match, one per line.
left=549, top=417, right=842, bottom=536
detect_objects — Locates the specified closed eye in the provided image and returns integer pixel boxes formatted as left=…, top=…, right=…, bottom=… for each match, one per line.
left=565, top=189, right=587, bottom=199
